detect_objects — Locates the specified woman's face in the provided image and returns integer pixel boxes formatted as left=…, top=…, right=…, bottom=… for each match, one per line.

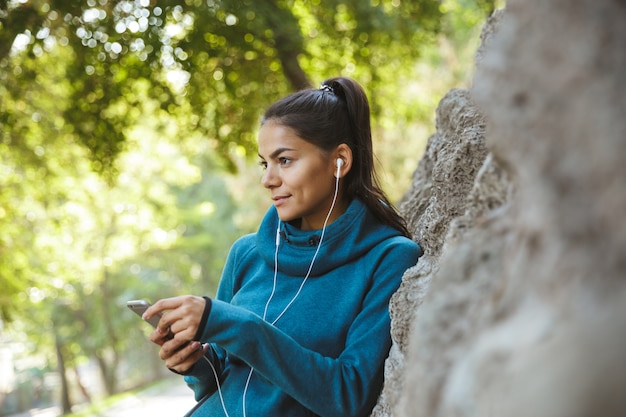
left=258, top=121, right=344, bottom=230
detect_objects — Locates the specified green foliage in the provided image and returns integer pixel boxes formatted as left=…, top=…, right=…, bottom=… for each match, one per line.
left=0, top=0, right=449, bottom=174
left=0, top=0, right=499, bottom=410
left=0, top=41, right=246, bottom=399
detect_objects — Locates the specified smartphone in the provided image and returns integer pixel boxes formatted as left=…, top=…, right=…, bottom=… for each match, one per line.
left=127, top=299, right=176, bottom=341
left=127, top=299, right=160, bottom=326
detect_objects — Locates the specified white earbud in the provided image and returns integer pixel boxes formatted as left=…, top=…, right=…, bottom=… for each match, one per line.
left=335, top=158, right=344, bottom=178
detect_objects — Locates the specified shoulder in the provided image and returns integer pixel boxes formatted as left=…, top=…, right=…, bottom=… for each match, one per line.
left=346, top=199, right=422, bottom=265
left=378, top=235, right=422, bottom=265
left=227, top=233, right=258, bottom=261
left=389, top=235, right=422, bottom=256
left=219, top=233, right=259, bottom=299
left=233, top=233, right=256, bottom=248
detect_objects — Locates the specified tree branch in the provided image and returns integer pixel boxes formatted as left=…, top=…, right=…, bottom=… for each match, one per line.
left=264, top=1, right=312, bottom=90
left=0, top=3, right=44, bottom=63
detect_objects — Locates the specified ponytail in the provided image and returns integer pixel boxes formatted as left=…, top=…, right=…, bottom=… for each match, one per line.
left=322, top=77, right=410, bottom=238
left=262, top=76, right=411, bottom=238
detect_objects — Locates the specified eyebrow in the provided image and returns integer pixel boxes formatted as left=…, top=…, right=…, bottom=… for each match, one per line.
left=258, top=147, right=296, bottom=160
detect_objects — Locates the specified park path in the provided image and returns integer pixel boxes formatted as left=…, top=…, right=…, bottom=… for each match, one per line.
left=93, top=378, right=196, bottom=417
left=7, top=378, right=197, bottom=417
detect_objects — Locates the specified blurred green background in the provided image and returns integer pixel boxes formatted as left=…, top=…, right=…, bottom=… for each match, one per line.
left=0, top=0, right=501, bottom=415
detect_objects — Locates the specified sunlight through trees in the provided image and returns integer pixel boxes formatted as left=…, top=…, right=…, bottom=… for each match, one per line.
left=0, top=0, right=498, bottom=414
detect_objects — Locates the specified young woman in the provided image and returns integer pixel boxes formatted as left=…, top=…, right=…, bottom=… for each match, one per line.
left=144, top=76, right=422, bottom=417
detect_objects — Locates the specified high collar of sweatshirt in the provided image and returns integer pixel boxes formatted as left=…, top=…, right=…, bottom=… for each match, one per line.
left=256, top=198, right=405, bottom=277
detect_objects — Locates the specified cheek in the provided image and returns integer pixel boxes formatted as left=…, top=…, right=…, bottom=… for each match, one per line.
left=282, top=158, right=333, bottom=194
left=292, top=166, right=329, bottom=190
left=283, top=171, right=306, bottom=192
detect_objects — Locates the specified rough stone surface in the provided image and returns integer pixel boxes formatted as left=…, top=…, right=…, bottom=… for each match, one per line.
left=373, top=0, right=626, bottom=416
left=373, top=88, right=491, bottom=416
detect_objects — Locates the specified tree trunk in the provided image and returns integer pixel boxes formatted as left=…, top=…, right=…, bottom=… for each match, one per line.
left=72, top=366, right=92, bottom=403
left=265, top=0, right=312, bottom=90
left=276, top=46, right=312, bottom=91
left=94, top=352, right=115, bottom=396
left=54, top=335, right=72, bottom=414
left=95, top=212, right=121, bottom=395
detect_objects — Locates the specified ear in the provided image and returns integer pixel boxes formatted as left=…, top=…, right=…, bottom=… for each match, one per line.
left=333, top=143, right=353, bottom=178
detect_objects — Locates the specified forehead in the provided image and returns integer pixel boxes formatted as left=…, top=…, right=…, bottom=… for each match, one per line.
left=257, top=122, right=321, bottom=158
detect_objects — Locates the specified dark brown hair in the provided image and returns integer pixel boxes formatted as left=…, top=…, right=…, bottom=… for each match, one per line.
left=261, top=76, right=411, bottom=238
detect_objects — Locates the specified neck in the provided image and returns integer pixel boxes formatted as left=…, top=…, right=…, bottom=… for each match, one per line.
left=299, top=197, right=349, bottom=230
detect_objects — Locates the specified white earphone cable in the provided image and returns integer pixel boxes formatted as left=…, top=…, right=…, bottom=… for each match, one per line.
left=262, top=162, right=341, bottom=325
left=206, top=166, right=342, bottom=417
left=202, top=353, right=231, bottom=417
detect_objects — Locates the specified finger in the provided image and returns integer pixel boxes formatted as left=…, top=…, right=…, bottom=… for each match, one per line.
left=164, top=341, right=203, bottom=370
left=190, top=344, right=209, bottom=361
left=167, top=296, right=206, bottom=338
left=149, top=327, right=171, bottom=345
left=142, top=296, right=186, bottom=320
left=173, top=346, right=208, bottom=374
left=156, top=314, right=175, bottom=337
left=168, top=319, right=197, bottom=342
left=186, top=343, right=209, bottom=362
left=153, top=296, right=200, bottom=332
left=161, top=333, right=194, bottom=356
left=159, top=339, right=188, bottom=361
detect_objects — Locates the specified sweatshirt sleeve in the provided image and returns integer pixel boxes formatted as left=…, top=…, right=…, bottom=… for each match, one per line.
left=188, top=239, right=420, bottom=416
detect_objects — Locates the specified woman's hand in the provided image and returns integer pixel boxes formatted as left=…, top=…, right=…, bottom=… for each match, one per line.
left=144, top=295, right=206, bottom=341
left=144, top=295, right=209, bottom=373
left=158, top=338, right=209, bottom=374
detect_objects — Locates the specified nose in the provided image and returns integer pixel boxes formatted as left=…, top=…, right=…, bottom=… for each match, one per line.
left=261, top=164, right=279, bottom=189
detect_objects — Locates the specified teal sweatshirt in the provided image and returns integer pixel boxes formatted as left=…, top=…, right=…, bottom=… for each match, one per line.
left=183, top=199, right=421, bottom=417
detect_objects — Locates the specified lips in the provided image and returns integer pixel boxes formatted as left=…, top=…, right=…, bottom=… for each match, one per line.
left=272, top=195, right=290, bottom=206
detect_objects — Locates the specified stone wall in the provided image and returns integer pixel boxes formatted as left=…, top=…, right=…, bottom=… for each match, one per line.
left=374, top=0, right=626, bottom=416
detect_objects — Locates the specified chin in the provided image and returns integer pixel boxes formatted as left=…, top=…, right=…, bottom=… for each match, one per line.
left=276, top=209, right=298, bottom=223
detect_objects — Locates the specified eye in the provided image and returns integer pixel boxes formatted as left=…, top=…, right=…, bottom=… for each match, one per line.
left=258, top=160, right=267, bottom=170
left=278, top=157, right=291, bottom=166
